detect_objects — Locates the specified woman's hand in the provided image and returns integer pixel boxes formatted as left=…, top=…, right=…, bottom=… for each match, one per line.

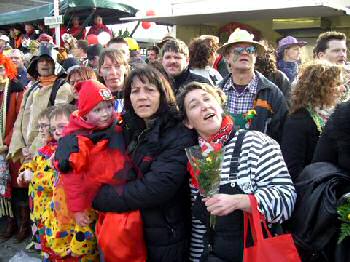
left=204, top=194, right=251, bottom=216
left=74, top=211, right=90, bottom=227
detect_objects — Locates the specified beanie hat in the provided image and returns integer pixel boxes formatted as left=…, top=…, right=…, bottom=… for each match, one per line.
left=75, top=80, right=114, bottom=117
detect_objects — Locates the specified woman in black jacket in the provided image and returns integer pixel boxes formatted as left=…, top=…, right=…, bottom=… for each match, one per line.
left=281, top=62, right=345, bottom=180
left=313, top=100, right=350, bottom=172
left=93, top=65, right=197, bottom=261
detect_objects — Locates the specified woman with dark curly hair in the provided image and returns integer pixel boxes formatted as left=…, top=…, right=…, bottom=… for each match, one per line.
left=255, top=42, right=291, bottom=103
left=189, top=36, right=223, bottom=85
left=281, top=61, right=346, bottom=180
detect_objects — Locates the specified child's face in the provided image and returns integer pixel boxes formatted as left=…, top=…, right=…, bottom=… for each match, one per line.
left=38, top=116, right=50, bottom=141
left=85, top=100, right=114, bottom=128
left=50, top=114, right=70, bottom=141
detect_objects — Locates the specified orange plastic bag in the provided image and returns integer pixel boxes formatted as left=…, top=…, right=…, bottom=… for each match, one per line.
left=96, top=211, right=147, bottom=262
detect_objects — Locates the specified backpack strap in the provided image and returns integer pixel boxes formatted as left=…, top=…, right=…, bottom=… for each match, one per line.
left=229, top=130, right=247, bottom=178
left=48, top=78, right=66, bottom=106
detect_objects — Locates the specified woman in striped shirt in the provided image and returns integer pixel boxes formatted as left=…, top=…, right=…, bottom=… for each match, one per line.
left=176, top=82, right=296, bottom=262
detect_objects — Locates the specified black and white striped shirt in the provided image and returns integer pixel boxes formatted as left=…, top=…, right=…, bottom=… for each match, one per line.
left=189, top=130, right=296, bottom=261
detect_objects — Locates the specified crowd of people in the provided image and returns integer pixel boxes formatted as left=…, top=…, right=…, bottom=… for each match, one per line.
left=0, top=14, right=349, bottom=262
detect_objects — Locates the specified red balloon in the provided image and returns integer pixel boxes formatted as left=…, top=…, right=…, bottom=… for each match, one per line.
left=146, top=10, right=155, bottom=16
left=87, top=34, right=98, bottom=45
left=142, top=21, right=151, bottom=30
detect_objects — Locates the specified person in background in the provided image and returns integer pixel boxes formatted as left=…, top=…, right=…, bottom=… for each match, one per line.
left=218, top=28, right=288, bottom=142
left=87, top=15, right=112, bottom=37
left=67, top=16, right=86, bottom=40
left=188, top=36, right=223, bottom=86
left=281, top=62, right=345, bottom=181
left=0, top=54, right=25, bottom=241
left=0, top=35, right=10, bottom=51
left=107, top=37, right=130, bottom=62
left=161, top=39, right=210, bottom=93
left=67, top=66, right=98, bottom=104
left=313, top=31, right=347, bottom=66
left=146, top=45, right=160, bottom=63
left=87, top=43, right=103, bottom=73
left=98, top=49, right=129, bottom=112
left=11, top=26, right=24, bottom=50
left=8, top=49, right=29, bottom=87
left=93, top=65, right=197, bottom=261
left=255, top=42, right=291, bottom=104
left=276, top=36, right=307, bottom=83
left=70, top=40, right=89, bottom=66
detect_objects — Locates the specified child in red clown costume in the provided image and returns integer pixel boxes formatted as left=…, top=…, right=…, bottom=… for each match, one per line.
left=53, top=80, right=147, bottom=262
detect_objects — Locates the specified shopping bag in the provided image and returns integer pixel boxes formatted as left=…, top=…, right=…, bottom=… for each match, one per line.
left=243, top=195, right=301, bottom=262
left=96, top=211, right=147, bottom=262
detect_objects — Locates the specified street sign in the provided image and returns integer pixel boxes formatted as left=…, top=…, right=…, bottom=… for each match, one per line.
left=44, top=15, right=63, bottom=26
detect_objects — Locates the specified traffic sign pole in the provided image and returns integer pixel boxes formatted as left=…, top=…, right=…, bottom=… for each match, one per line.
left=54, top=0, right=60, bottom=47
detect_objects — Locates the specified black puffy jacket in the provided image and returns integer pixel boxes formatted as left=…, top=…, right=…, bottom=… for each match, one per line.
left=93, top=114, right=197, bottom=262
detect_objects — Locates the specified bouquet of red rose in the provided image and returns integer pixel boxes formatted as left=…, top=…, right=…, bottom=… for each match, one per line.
left=186, top=142, right=223, bottom=228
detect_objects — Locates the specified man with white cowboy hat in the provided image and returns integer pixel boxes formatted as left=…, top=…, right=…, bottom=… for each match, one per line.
left=0, top=35, right=10, bottom=49
left=276, top=35, right=307, bottom=82
left=218, top=28, right=288, bottom=142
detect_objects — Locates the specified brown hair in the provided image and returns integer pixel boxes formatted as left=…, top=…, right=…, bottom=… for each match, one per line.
left=189, top=37, right=219, bottom=69
left=161, top=39, right=189, bottom=58
left=176, top=81, right=226, bottom=120
left=290, top=61, right=343, bottom=113
left=98, top=48, right=130, bottom=75
left=38, top=106, right=55, bottom=121
left=67, top=66, right=97, bottom=83
left=49, top=104, right=76, bottom=121
left=255, top=41, right=277, bottom=76
left=124, top=65, right=178, bottom=118
left=313, top=31, right=347, bottom=58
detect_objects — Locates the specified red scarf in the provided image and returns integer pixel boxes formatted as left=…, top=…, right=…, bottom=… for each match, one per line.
left=198, top=114, right=234, bottom=150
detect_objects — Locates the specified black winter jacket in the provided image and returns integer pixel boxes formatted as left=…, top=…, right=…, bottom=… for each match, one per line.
left=218, top=72, right=288, bottom=142
left=313, top=101, right=350, bottom=173
left=281, top=108, right=320, bottom=181
left=93, top=114, right=197, bottom=262
left=172, top=67, right=211, bottom=94
left=287, top=162, right=350, bottom=262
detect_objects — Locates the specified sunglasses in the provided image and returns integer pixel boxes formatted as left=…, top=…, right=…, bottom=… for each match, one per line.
left=231, top=46, right=256, bottom=55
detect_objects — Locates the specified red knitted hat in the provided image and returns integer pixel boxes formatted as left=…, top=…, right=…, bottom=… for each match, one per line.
left=75, top=80, right=114, bottom=117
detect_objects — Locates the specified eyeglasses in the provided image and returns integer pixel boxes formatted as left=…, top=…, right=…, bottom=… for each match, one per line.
left=231, top=46, right=256, bottom=55
left=38, top=123, right=50, bottom=130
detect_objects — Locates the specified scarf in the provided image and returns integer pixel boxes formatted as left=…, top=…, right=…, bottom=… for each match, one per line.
left=198, top=114, right=234, bottom=153
left=277, top=60, right=299, bottom=83
left=39, top=75, right=57, bottom=88
left=307, top=106, right=334, bottom=134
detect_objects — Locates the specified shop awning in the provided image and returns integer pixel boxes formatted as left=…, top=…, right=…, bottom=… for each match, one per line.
left=121, top=0, right=350, bottom=25
left=0, top=0, right=137, bottom=26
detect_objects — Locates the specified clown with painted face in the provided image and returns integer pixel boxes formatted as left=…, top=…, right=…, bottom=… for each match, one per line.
left=217, top=28, right=288, bottom=143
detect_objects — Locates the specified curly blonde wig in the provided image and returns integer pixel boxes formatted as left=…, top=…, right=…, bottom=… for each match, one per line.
left=290, top=61, right=343, bottom=113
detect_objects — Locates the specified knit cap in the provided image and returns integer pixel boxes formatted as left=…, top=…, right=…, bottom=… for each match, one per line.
left=75, top=80, right=114, bottom=117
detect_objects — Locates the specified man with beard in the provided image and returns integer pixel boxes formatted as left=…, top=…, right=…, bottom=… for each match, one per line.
left=9, top=45, right=74, bottom=163
left=161, top=39, right=210, bottom=94
left=218, top=28, right=288, bottom=142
